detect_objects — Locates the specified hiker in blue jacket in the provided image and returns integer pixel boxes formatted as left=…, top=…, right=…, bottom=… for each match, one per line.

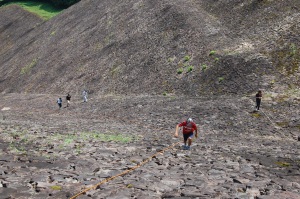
left=57, top=97, right=62, bottom=109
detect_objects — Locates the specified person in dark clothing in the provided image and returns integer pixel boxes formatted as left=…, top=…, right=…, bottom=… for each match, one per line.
left=256, top=90, right=262, bottom=111
left=57, top=97, right=62, bottom=109
left=66, top=93, right=71, bottom=107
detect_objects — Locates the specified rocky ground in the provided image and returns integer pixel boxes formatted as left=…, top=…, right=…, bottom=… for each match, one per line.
left=0, top=93, right=299, bottom=199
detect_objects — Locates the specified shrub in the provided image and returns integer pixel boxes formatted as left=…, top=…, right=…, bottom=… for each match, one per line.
left=50, top=0, right=80, bottom=8
left=187, top=65, right=194, bottom=72
left=218, top=77, right=224, bottom=82
left=183, top=55, right=191, bottom=62
left=202, top=64, right=207, bottom=71
left=177, top=68, right=184, bottom=74
left=20, top=59, right=37, bottom=75
left=209, top=50, right=216, bottom=56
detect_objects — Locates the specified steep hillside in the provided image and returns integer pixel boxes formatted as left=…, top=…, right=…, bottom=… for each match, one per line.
left=0, top=0, right=299, bottom=96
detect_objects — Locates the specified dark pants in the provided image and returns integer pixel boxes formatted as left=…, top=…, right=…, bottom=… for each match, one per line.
left=58, top=103, right=62, bottom=108
left=183, top=132, right=194, bottom=142
left=256, top=99, right=261, bottom=110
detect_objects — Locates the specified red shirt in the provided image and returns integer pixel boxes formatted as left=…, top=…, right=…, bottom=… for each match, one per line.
left=179, top=121, right=197, bottom=134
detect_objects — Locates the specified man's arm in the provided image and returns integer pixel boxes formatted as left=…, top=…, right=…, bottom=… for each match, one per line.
left=174, top=124, right=180, bottom=137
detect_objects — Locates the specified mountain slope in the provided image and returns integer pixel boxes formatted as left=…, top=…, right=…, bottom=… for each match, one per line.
left=0, top=0, right=299, bottom=96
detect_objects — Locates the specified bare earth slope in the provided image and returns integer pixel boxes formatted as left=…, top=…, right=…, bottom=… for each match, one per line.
left=0, top=0, right=299, bottom=96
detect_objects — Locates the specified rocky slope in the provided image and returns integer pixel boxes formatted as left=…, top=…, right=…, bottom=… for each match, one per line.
left=0, top=0, right=300, bottom=199
left=0, top=93, right=299, bottom=199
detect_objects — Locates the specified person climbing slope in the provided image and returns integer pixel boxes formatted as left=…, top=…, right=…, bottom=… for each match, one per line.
left=255, top=90, right=262, bottom=111
left=174, top=118, right=198, bottom=150
left=57, top=97, right=62, bottom=109
left=66, top=93, right=71, bottom=107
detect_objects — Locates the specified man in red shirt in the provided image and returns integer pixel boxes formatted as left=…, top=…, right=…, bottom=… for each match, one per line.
left=174, top=118, right=198, bottom=150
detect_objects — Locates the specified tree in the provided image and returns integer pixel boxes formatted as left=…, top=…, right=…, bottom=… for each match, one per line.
left=50, top=0, right=80, bottom=8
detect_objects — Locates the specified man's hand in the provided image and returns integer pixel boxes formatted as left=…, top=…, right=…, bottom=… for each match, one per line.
left=174, top=133, right=178, bottom=138
left=195, top=134, right=198, bottom=138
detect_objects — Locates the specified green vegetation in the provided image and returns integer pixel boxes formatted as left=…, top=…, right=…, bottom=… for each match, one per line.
left=3, top=1, right=63, bottom=20
left=275, top=161, right=290, bottom=167
left=187, top=65, right=194, bottom=72
left=177, top=68, right=184, bottom=74
left=3, top=129, right=137, bottom=157
left=50, top=185, right=62, bottom=190
left=20, top=58, right=37, bottom=75
left=275, top=121, right=288, bottom=127
left=49, top=0, right=80, bottom=8
left=214, top=57, right=219, bottom=62
left=162, top=91, right=167, bottom=96
left=209, top=50, right=216, bottom=56
left=127, top=184, right=133, bottom=188
left=251, top=112, right=261, bottom=118
left=168, top=57, right=175, bottom=62
left=218, top=77, right=224, bottom=82
left=202, top=64, right=207, bottom=71
left=290, top=43, right=297, bottom=56
left=184, top=55, right=191, bottom=62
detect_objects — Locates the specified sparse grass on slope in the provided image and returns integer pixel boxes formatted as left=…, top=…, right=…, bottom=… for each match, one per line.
left=4, top=0, right=63, bottom=20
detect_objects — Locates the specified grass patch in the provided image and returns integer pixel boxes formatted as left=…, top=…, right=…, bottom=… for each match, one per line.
left=20, top=58, right=37, bottom=75
left=177, top=68, right=183, bottom=74
left=209, top=50, right=216, bottom=56
left=79, top=131, right=135, bottom=143
left=50, top=185, right=62, bottom=190
left=251, top=113, right=262, bottom=118
left=275, top=162, right=290, bottom=167
left=4, top=1, right=63, bottom=20
left=275, top=121, right=288, bottom=127
left=183, top=55, right=191, bottom=62
left=187, top=65, right=194, bottom=72
left=218, top=77, right=224, bottom=82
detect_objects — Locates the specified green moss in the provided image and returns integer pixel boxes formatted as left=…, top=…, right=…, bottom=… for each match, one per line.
left=50, top=185, right=62, bottom=190
left=127, top=184, right=133, bottom=188
left=187, top=65, right=194, bottom=72
left=251, top=113, right=261, bottom=118
left=275, top=162, right=290, bottom=167
left=275, top=121, right=288, bottom=127
left=183, top=55, right=191, bottom=62
left=209, top=50, right=216, bottom=56
left=20, top=58, right=37, bottom=75
left=177, top=68, right=183, bottom=74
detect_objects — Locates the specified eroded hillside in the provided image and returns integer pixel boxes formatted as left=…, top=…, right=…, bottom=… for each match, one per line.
left=0, top=0, right=299, bottom=96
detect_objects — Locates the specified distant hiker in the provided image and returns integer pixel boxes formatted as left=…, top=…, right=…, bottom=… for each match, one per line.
left=57, top=97, right=62, bottom=109
left=82, top=90, right=88, bottom=102
left=255, top=90, right=262, bottom=111
left=66, top=93, right=71, bottom=107
left=174, top=118, right=198, bottom=150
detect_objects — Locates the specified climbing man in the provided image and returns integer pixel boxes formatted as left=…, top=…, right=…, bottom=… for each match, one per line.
left=66, top=93, right=71, bottom=107
left=174, top=118, right=198, bottom=150
left=57, top=97, right=62, bottom=109
left=255, top=90, right=262, bottom=111
left=82, top=90, right=88, bottom=102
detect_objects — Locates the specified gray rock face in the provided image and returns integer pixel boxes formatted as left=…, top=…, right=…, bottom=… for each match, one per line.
left=0, top=93, right=299, bottom=198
